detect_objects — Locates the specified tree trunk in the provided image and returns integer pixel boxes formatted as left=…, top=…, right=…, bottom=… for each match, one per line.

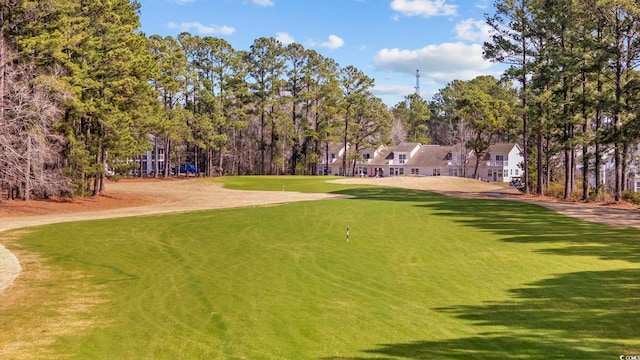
left=153, top=135, right=159, bottom=178
left=163, top=136, right=171, bottom=178
left=325, top=140, right=329, bottom=176
left=615, top=141, right=622, bottom=201
left=537, top=132, right=544, bottom=196
left=260, top=109, right=265, bottom=175
left=521, top=36, right=530, bottom=195
left=563, top=146, right=571, bottom=200
left=93, top=137, right=102, bottom=196
left=218, top=148, right=224, bottom=176
left=24, top=137, right=31, bottom=201
left=582, top=68, right=590, bottom=201
left=207, top=147, right=213, bottom=177
left=622, top=144, right=628, bottom=192
left=99, top=145, right=106, bottom=194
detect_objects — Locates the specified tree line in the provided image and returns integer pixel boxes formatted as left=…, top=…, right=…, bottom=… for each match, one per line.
left=484, top=0, right=640, bottom=201
left=1, top=0, right=639, bottom=202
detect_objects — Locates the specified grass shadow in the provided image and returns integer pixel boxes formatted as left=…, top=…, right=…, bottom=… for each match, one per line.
left=326, top=187, right=640, bottom=359
left=417, top=195, right=640, bottom=263
left=324, top=269, right=640, bottom=359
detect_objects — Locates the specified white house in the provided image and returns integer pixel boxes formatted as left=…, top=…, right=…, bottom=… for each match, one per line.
left=139, top=134, right=165, bottom=175
left=353, top=145, right=386, bottom=177
left=324, top=142, right=523, bottom=182
left=317, top=142, right=349, bottom=176
left=470, top=143, right=524, bottom=182
left=578, top=144, right=640, bottom=192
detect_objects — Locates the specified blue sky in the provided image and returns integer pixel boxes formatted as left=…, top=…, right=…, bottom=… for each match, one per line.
left=136, top=0, right=505, bottom=106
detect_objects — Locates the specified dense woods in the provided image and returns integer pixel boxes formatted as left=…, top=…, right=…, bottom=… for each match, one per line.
left=1, top=0, right=639, bottom=202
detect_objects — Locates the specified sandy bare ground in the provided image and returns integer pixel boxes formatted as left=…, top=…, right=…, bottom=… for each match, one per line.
left=2, top=176, right=640, bottom=297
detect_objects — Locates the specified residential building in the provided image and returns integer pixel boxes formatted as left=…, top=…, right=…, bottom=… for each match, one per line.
left=578, top=144, right=640, bottom=192
left=469, top=143, right=523, bottom=182
left=318, top=142, right=349, bottom=176
left=319, top=142, right=523, bottom=182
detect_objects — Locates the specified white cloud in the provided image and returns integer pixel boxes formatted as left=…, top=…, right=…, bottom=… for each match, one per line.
left=454, top=18, right=493, bottom=42
left=252, top=0, right=274, bottom=6
left=276, top=32, right=295, bottom=45
left=167, top=22, right=235, bottom=35
left=374, top=42, right=493, bottom=84
left=321, top=35, right=345, bottom=49
left=308, top=35, right=345, bottom=49
left=373, top=84, right=415, bottom=96
left=390, top=0, right=457, bottom=17
left=475, top=0, right=490, bottom=9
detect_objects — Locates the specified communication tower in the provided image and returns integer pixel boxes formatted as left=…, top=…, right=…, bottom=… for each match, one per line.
left=415, top=69, right=420, bottom=96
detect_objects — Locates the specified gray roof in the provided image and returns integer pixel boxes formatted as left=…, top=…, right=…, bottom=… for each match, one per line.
left=392, top=142, right=421, bottom=153
left=405, top=146, right=450, bottom=167
left=488, top=143, right=519, bottom=156
left=327, top=142, right=347, bottom=155
left=471, top=143, right=520, bottom=161
left=368, top=147, right=393, bottom=166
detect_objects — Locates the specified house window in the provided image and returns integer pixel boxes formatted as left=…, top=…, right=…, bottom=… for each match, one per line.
left=364, top=153, right=371, bottom=159
left=399, top=168, right=404, bottom=175
left=327, top=167, right=333, bottom=175
left=433, top=168, right=441, bottom=176
left=496, top=155, right=504, bottom=161
left=497, top=169, right=504, bottom=179
left=445, top=152, right=452, bottom=160
left=515, top=169, right=519, bottom=175
left=399, top=154, right=407, bottom=164
left=411, top=168, right=419, bottom=175
left=636, top=181, right=640, bottom=191
left=448, top=168, right=458, bottom=176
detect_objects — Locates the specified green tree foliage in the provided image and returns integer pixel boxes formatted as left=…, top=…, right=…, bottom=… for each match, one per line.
left=392, top=93, right=431, bottom=144
left=0, top=1, right=402, bottom=198
left=428, top=76, right=517, bottom=179
left=339, top=65, right=374, bottom=176
left=246, top=37, right=285, bottom=175
left=486, top=0, right=640, bottom=201
left=301, top=51, right=342, bottom=175
left=349, top=93, right=392, bottom=175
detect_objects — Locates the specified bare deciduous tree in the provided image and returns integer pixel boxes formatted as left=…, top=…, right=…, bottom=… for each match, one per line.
left=0, top=45, right=67, bottom=201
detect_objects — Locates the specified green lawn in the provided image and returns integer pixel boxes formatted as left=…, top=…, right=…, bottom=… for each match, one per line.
left=2, top=176, right=640, bottom=359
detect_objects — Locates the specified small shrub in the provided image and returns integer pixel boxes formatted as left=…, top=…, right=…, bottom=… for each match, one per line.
left=545, top=182, right=565, bottom=198
left=623, top=190, right=640, bottom=205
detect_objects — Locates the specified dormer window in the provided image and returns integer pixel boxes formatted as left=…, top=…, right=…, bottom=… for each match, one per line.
left=399, top=154, right=407, bottom=164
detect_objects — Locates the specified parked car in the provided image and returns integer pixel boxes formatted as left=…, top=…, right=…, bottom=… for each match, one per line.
left=179, top=164, right=196, bottom=173
left=509, top=177, right=523, bottom=188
